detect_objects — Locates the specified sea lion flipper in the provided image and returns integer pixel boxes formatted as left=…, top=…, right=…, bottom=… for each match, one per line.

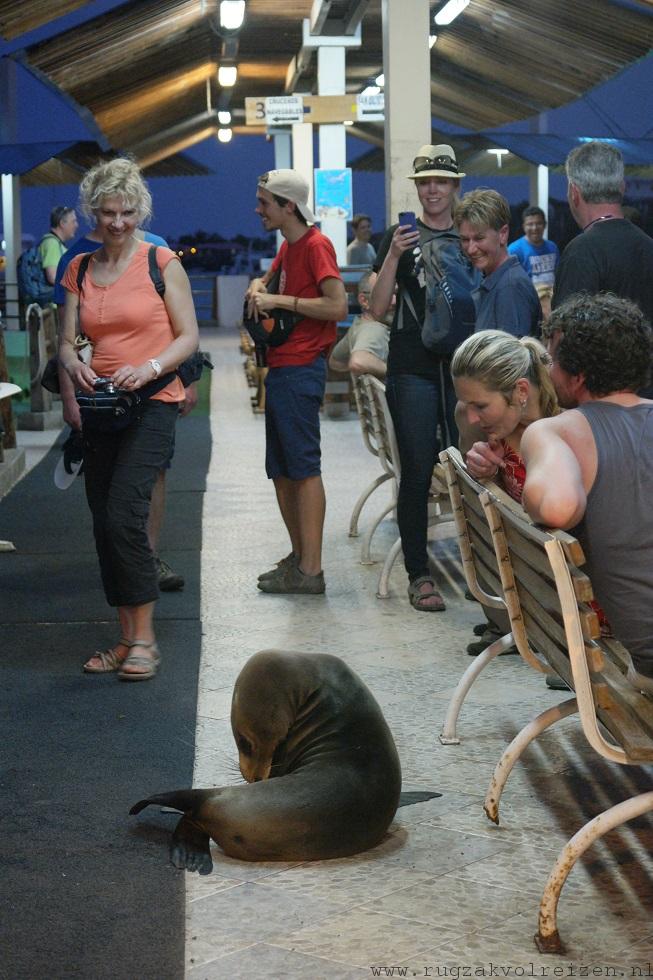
left=129, top=789, right=212, bottom=816
left=171, top=816, right=213, bottom=876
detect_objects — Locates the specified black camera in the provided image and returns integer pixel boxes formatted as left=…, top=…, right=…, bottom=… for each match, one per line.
left=93, top=377, right=118, bottom=394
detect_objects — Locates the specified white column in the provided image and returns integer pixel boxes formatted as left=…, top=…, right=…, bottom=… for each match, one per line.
left=0, top=57, right=21, bottom=328
left=382, top=0, right=431, bottom=227
left=529, top=112, right=550, bottom=225
left=318, top=45, right=347, bottom=264
left=291, top=121, right=314, bottom=210
left=273, top=130, right=293, bottom=251
left=529, top=165, right=550, bottom=223
left=1, top=175, right=21, bottom=329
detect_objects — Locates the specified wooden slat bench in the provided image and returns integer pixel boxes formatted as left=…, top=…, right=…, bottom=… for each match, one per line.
left=476, top=484, right=653, bottom=955
left=438, top=447, right=547, bottom=744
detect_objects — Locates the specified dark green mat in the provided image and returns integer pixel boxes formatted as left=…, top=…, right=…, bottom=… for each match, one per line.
left=0, top=411, right=211, bottom=980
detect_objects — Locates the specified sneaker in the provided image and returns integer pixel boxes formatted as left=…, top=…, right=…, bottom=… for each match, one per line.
left=467, top=627, right=517, bottom=657
left=258, top=552, right=297, bottom=582
left=258, top=564, right=325, bottom=595
left=155, top=556, right=185, bottom=592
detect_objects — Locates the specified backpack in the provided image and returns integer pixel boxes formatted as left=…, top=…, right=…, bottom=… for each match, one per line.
left=16, top=234, right=59, bottom=305
left=401, top=228, right=481, bottom=356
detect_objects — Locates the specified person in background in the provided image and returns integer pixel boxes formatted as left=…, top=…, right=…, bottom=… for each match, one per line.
left=346, top=214, right=376, bottom=266
left=451, top=329, right=559, bottom=655
left=54, top=221, right=192, bottom=593
left=328, top=270, right=390, bottom=380
left=246, top=169, right=347, bottom=595
left=371, top=143, right=471, bottom=613
left=59, top=157, right=199, bottom=680
left=454, top=189, right=541, bottom=338
left=521, top=293, right=653, bottom=695
left=40, top=205, right=78, bottom=286
left=552, top=141, right=653, bottom=326
left=508, top=205, right=559, bottom=288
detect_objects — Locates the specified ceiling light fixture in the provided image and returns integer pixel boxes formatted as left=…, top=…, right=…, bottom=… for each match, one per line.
left=218, top=65, right=238, bottom=86
left=218, top=127, right=233, bottom=143
left=218, top=110, right=232, bottom=125
left=487, top=148, right=509, bottom=168
left=375, top=73, right=384, bottom=87
left=434, top=0, right=470, bottom=26
left=361, top=85, right=380, bottom=97
left=429, top=34, right=438, bottom=48
left=220, top=1, right=245, bottom=31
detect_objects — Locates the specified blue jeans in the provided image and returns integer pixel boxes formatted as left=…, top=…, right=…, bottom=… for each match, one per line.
left=386, top=367, right=458, bottom=582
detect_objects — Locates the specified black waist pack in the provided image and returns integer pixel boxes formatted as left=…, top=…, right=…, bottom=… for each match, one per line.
left=76, top=374, right=174, bottom=433
left=242, top=267, right=302, bottom=348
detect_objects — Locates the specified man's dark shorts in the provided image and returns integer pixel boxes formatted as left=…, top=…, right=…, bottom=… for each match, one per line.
left=264, top=356, right=326, bottom=480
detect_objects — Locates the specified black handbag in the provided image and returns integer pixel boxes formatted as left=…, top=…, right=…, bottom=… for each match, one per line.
left=242, top=266, right=302, bottom=348
left=76, top=374, right=175, bottom=433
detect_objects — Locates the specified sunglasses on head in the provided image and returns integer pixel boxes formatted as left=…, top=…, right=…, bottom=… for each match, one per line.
left=412, top=155, right=458, bottom=175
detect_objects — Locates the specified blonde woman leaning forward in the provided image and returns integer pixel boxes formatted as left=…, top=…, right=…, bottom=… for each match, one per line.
left=451, top=330, right=559, bottom=654
left=59, top=158, right=199, bottom=680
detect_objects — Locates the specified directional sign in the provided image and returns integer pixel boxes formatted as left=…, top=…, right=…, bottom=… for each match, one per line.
left=265, top=95, right=304, bottom=126
left=356, top=93, right=384, bottom=121
left=246, top=94, right=380, bottom=127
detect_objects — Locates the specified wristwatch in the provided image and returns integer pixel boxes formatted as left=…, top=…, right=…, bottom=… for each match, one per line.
left=149, top=358, right=162, bottom=379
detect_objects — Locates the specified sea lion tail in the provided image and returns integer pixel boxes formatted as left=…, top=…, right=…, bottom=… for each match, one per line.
left=129, top=789, right=211, bottom=816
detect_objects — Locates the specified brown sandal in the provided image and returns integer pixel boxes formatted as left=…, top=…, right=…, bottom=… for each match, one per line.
left=118, top=640, right=160, bottom=682
left=83, top=638, right=131, bottom=674
left=408, top=576, right=446, bottom=613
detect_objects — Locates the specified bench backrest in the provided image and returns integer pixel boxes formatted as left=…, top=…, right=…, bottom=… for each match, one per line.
left=363, top=376, right=400, bottom=481
left=481, top=488, right=653, bottom=765
left=351, top=374, right=380, bottom=460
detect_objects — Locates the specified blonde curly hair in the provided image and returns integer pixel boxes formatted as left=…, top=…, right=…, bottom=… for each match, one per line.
left=79, top=157, right=152, bottom=224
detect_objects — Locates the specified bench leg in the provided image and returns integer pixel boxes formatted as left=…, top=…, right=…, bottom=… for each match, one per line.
left=376, top=536, right=403, bottom=598
left=360, top=499, right=396, bottom=565
left=439, top=634, right=516, bottom=745
left=349, top=473, right=392, bottom=538
left=535, top=790, right=653, bottom=955
left=484, top=698, right=578, bottom=823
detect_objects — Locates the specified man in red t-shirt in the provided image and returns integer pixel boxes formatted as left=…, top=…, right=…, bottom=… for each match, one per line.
left=246, top=169, right=347, bottom=594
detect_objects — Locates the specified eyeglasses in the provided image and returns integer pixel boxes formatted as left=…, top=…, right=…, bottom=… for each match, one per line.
left=412, top=155, right=458, bottom=175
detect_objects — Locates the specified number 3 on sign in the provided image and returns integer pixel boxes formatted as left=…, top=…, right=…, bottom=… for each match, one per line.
left=255, top=101, right=265, bottom=120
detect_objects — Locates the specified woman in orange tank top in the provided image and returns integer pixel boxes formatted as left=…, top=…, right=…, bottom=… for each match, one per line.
left=59, top=158, right=199, bottom=681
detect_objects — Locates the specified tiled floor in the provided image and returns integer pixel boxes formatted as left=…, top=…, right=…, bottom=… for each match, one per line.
left=176, top=330, right=653, bottom=976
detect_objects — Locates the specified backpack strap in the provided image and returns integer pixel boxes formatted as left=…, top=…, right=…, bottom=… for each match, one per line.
left=147, top=245, right=165, bottom=297
left=76, top=252, right=94, bottom=292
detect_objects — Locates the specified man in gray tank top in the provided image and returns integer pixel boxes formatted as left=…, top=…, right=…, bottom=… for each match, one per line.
left=520, top=293, right=653, bottom=693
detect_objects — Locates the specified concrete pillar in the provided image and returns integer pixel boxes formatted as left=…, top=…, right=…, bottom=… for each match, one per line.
left=273, top=129, right=293, bottom=251
left=381, top=0, right=431, bottom=227
left=291, top=122, right=314, bottom=204
left=0, top=58, right=22, bottom=330
left=529, top=112, right=550, bottom=224
left=318, top=46, right=347, bottom=264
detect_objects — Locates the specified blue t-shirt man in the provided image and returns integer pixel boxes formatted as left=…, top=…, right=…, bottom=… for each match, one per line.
left=507, top=206, right=559, bottom=287
left=508, top=236, right=559, bottom=287
left=53, top=230, right=168, bottom=304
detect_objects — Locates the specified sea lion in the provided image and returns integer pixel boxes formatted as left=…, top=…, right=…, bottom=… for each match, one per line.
left=130, top=649, right=404, bottom=873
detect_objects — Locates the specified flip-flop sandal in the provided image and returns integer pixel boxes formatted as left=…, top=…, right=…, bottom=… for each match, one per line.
left=83, top=638, right=130, bottom=674
left=408, top=576, right=446, bottom=612
left=118, top=640, right=161, bottom=682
